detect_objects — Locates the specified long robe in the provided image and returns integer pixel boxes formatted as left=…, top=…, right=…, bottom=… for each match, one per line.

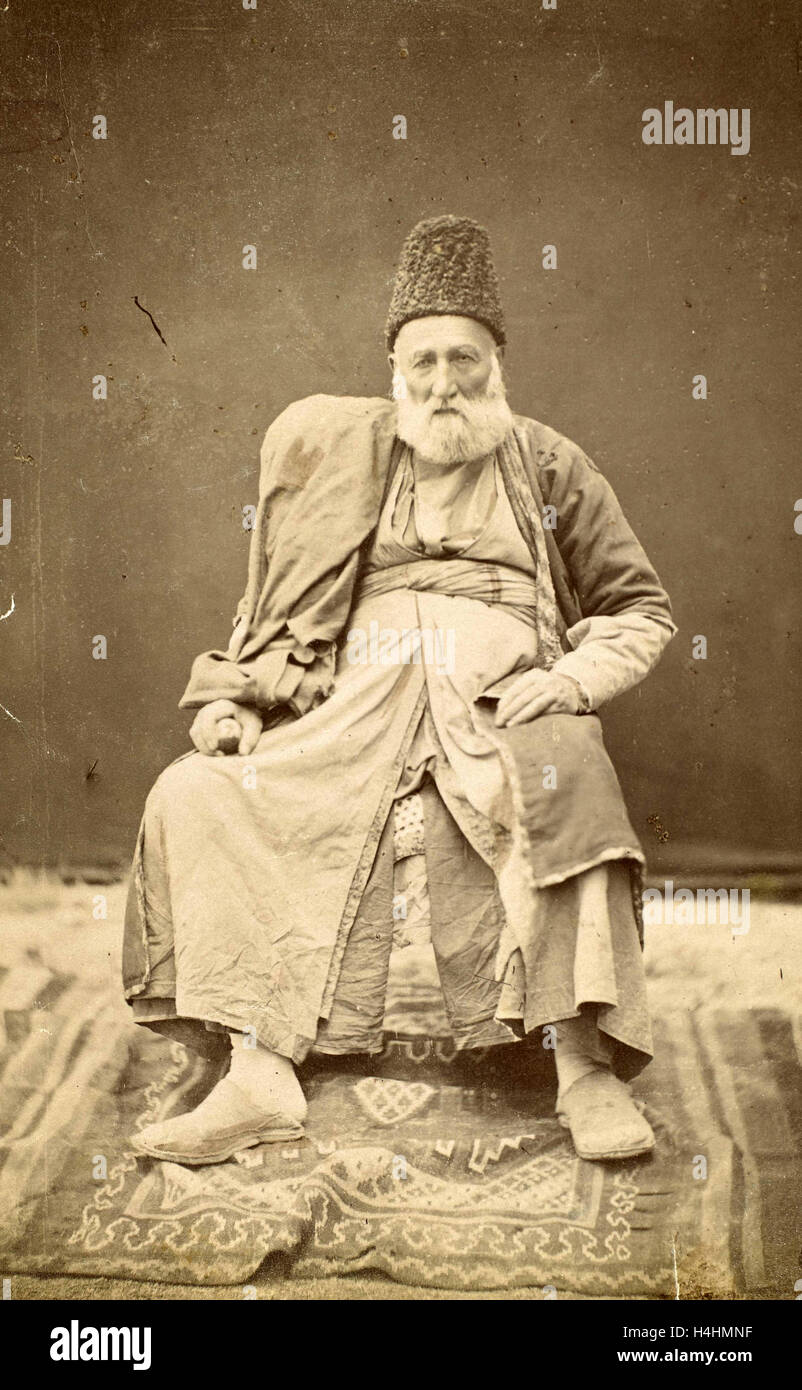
left=122, top=398, right=676, bottom=1075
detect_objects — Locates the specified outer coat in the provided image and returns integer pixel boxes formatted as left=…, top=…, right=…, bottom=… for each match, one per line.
left=175, top=394, right=674, bottom=888
left=122, top=396, right=675, bottom=1045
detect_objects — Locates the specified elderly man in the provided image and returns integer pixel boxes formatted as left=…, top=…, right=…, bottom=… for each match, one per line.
left=123, top=215, right=676, bottom=1166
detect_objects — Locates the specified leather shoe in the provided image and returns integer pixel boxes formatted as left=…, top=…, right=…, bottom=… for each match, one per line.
left=131, top=1077, right=305, bottom=1165
left=557, top=1071, right=655, bottom=1161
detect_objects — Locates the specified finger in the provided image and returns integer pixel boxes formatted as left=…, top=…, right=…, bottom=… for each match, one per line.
left=238, top=724, right=261, bottom=755
left=498, top=693, right=555, bottom=727
left=505, top=694, right=559, bottom=726
left=204, top=714, right=233, bottom=754
left=496, top=681, right=545, bottom=724
left=496, top=689, right=527, bottom=723
left=497, top=692, right=532, bottom=723
left=495, top=672, right=549, bottom=721
left=191, top=718, right=217, bottom=756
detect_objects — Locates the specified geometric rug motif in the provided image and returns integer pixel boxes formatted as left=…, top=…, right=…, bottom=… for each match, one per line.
left=1, top=963, right=801, bottom=1296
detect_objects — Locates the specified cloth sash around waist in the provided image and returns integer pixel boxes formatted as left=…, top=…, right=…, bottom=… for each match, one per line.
left=355, top=559, right=540, bottom=628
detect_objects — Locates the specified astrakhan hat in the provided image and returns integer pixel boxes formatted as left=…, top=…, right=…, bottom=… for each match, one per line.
left=386, top=215, right=506, bottom=350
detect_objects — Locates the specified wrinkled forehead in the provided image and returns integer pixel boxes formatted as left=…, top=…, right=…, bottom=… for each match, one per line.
left=393, top=315, right=497, bottom=361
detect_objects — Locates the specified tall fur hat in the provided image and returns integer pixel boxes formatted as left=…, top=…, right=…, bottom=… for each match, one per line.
left=386, top=215, right=506, bottom=350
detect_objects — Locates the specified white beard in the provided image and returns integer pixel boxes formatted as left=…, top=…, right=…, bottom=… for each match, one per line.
left=392, top=356, right=514, bottom=465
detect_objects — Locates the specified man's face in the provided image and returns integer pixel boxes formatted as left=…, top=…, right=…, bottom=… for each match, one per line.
left=392, top=315, right=498, bottom=405
left=390, top=316, right=513, bottom=466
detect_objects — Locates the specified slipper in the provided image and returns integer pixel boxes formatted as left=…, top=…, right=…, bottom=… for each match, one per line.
left=130, top=1077, right=305, bottom=1165
left=556, top=1071, right=655, bottom=1161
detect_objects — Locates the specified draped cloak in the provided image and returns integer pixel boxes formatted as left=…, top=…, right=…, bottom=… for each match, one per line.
left=122, top=395, right=676, bottom=1074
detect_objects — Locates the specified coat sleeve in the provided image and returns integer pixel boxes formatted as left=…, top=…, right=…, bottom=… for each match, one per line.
left=541, top=438, right=677, bottom=708
left=177, top=398, right=339, bottom=714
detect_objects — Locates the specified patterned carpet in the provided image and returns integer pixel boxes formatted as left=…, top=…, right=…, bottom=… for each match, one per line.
left=0, top=959, right=800, bottom=1297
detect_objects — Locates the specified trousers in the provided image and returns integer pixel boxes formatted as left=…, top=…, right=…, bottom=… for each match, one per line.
left=315, top=776, right=517, bottom=1054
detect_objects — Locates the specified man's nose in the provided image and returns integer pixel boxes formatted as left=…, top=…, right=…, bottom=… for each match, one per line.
left=431, top=364, right=458, bottom=400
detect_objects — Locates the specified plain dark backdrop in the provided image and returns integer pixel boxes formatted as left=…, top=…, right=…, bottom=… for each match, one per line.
left=2, top=0, right=800, bottom=877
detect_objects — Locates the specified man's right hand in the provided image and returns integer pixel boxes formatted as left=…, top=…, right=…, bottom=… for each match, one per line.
left=189, top=699, right=263, bottom=757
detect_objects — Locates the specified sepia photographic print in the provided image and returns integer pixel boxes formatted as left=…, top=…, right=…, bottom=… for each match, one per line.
left=1, top=0, right=800, bottom=1351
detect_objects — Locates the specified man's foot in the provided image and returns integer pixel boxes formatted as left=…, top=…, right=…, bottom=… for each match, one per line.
left=131, top=1077, right=305, bottom=1165
left=556, top=1071, right=655, bottom=1161
left=227, top=1034, right=307, bottom=1122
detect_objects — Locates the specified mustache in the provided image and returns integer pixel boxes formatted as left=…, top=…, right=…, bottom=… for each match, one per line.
left=392, top=359, right=513, bottom=464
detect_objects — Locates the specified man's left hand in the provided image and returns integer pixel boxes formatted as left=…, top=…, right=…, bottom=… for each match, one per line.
left=494, top=670, right=583, bottom=727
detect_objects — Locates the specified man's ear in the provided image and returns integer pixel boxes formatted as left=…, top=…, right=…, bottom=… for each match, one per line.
left=387, top=352, right=397, bottom=374
left=495, top=345, right=506, bottom=366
